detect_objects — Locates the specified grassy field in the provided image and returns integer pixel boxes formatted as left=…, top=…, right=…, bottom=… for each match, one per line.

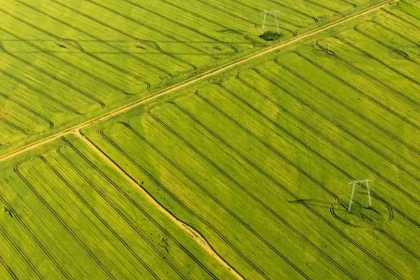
left=1, top=0, right=420, bottom=279
left=0, top=0, right=384, bottom=156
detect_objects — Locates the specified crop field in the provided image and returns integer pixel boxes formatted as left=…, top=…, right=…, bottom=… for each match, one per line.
left=1, top=0, right=420, bottom=279
left=0, top=134, right=238, bottom=279
left=0, top=0, right=384, bottom=156
left=80, top=1, right=420, bottom=279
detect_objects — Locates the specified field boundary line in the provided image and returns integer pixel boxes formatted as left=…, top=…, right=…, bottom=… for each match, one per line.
left=0, top=0, right=394, bottom=163
left=74, top=131, right=244, bottom=280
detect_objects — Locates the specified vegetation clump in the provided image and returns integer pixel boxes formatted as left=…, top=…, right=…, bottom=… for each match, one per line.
left=259, top=31, right=281, bottom=41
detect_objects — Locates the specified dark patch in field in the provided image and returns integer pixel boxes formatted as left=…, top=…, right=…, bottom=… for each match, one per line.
left=56, top=43, right=67, bottom=49
left=259, top=31, right=281, bottom=41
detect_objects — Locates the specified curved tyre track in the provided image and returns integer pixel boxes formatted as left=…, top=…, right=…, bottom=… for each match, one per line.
left=0, top=41, right=106, bottom=108
left=13, top=0, right=174, bottom=75
left=368, top=20, right=420, bottom=53
left=328, top=36, right=420, bottom=153
left=191, top=0, right=296, bottom=36
left=0, top=118, right=28, bottom=135
left=157, top=0, right=263, bottom=46
left=248, top=69, right=420, bottom=220
left=236, top=72, right=420, bottom=229
left=85, top=0, right=200, bottom=71
left=339, top=0, right=357, bottom=8
left=260, top=0, right=319, bottom=23
left=294, top=51, right=420, bottom=131
left=0, top=67, right=82, bottom=115
left=381, top=8, right=420, bottom=28
left=0, top=0, right=394, bottom=163
left=255, top=63, right=420, bottom=205
left=299, top=0, right=341, bottom=14
left=50, top=0, right=176, bottom=86
left=195, top=84, right=420, bottom=269
left=55, top=147, right=196, bottom=280
left=169, top=91, right=402, bottom=279
left=0, top=8, right=150, bottom=94
left=0, top=92, right=54, bottom=129
left=314, top=40, right=420, bottom=108
left=354, top=23, right=420, bottom=70
left=329, top=202, right=418, bottom=260
left=333, top=35, right=420, bottom=108
left=119, top=0, right=240, bottom=55
left=71, top=40, right=151, bottom=91
left=276, top=56, right=420, bottom=163
left=229, top=0, right=305, bottom=28
left=42, top=154, right=163, bottom=279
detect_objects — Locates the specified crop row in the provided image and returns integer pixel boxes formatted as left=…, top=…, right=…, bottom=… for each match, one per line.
left=0, top=6, right=154, bottom=92
left=0, top=194, right=71, bottom=279
left=190, top=84, right=420, bottom=258
left=98, top=127, right=271, bottom=279
left=90, top=94, right=416, bottom=278
left=147, top=102, right=356, bottom=279
left=0, top=254, right=18, bottom=280
left=241, top=66, right=420, bottom=227
left=264, top=58, right=420, bottom=199
left=75, top=3, right=420, bottom=278
left=165, top=93, right=412, bottom=276
left=56, top=141, right=222, bottom=279
left=14, top=162, right=117, bottom=279
left=0, top=136, right=235, bottom=279
left=0, top=0, right=384, bottom=156
left=0, top=223, right=43, bottom=279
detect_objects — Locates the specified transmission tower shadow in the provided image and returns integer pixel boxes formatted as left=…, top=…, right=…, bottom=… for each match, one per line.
left=288, top=199, right=332, bottom=209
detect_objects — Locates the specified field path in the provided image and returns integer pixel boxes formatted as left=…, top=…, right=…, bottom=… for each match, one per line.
left=0, top=0, right=393, bottom=163
left=74, top=131, right=244, bottom=280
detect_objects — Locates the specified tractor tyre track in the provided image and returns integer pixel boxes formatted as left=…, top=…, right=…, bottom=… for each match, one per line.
left=13, top=0, right=173, bottom=75
left=147, top=102, right=356, bottom=280
left=99, top=127, right=271, bottom=279
left=0, top=224, right=43, bottom=280
left=170, top=91, right=402, bottom=279
left=274, top=59, right=420, bottom=178
left=59, top=137, right=229, bottom=280
left=0, top=195, right=72, bottom=279
left=234, top=73, right=420, bottom=229
left=0, top=41, right=106, bottom=108
left=0, top=8, right=150, bottom=94
left=294, top=51, right=420, bottom=131
left=13, top=162, right=117, bottom=280
left=0, top=255, right=18, bottom=280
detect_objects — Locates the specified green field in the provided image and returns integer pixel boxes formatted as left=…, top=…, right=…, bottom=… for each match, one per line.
left=1, top=0, right=420, bottom=279
left=0, top=0, right=384, bottom=155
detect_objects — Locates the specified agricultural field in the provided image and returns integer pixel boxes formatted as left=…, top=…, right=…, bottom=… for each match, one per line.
left=0, top=0, right=384, bottom=156
left=81, top=1, right=420, bottom=279
left=0, top=134, right=239, bottom=279
left=1, top=0, right=420, bottom=279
